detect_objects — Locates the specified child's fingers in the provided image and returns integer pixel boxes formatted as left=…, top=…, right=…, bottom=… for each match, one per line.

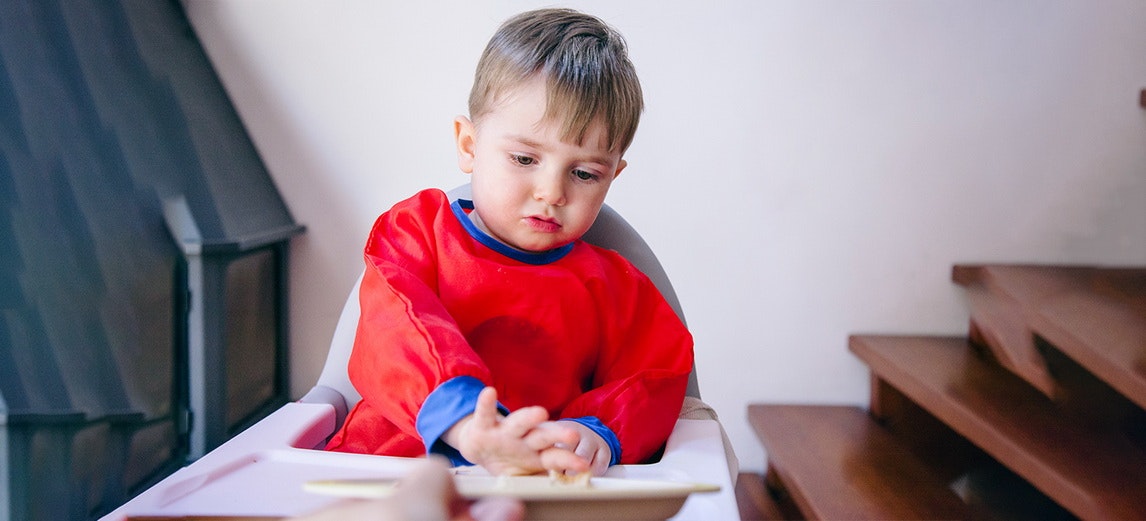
left=470, top=386, right=501, bottom=428
left=520, top=420, right=578, bottom=451
left=499, top=405, right=549, bottom=437
left=524, top=423, right=586, bottom=458
left=576, top=441, right=610, bottom=476
left=554, top=421, right=610, bottom=476
left=538, top=445, right=591, bottom=475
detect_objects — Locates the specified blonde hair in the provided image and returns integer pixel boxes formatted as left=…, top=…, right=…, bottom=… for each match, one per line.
left=468, top=8, right=644, bottom=154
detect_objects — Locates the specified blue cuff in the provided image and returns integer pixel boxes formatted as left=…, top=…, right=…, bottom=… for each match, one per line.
left=416, top=376, right=507, bottom=467
left=562, top=416, right=622, bottom=466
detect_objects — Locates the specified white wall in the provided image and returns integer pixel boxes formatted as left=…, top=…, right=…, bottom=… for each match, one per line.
left=184, top=0, right=1146, bottom=473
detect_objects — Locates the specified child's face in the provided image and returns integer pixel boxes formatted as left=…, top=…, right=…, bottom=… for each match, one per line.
left=454, top=77, right=627, bottom=253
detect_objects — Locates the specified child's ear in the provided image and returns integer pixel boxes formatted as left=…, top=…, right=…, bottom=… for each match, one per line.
left=612, top=159, right=628, bottom=180
left=454, top=116, right=476, bottom=174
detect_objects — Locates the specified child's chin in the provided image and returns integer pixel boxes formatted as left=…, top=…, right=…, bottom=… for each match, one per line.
left=517, top=239, right=569, bottom=253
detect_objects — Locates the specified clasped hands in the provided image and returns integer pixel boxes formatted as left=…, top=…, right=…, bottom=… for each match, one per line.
left=296, top=387, right=610, bottom=521
left=444, top=387, right=612, bottom=477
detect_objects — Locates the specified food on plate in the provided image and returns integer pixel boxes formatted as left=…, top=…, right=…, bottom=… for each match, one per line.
left=547, top=469, right=592, bottom=487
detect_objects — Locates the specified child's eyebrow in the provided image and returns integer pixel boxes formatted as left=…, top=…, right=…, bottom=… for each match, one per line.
left=509, top=135, right=616, bottom=166
left=509, top=135, right=547, bottom=151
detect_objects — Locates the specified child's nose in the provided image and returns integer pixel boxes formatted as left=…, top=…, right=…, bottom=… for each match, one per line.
left=533, top=171, right=567, bottom=206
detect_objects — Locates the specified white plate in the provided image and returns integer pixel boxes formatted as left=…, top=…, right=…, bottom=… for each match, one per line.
left=306, top=475, right=719, bottom=521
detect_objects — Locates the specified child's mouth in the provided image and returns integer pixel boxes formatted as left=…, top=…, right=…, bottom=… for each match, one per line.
left=525, top=215, right=561, bottom=232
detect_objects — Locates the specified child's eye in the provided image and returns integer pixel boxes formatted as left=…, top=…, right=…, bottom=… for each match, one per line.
left=573, top=169, right=598, bottom=182
left=511, top=154, right=535, bottom=166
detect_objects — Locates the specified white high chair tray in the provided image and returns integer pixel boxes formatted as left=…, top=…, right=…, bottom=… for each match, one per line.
left=138, top=449, right=419, bottom=517
left=101, top=403, right=739, bottom=520
left=307, top=473, right=719, bottom=521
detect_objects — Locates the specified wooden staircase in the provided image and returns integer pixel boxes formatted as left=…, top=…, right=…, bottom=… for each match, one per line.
left=748, top=265, right=1146, bottom=520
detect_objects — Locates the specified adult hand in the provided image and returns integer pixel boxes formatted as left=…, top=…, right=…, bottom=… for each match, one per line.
left=295, top=456, right=524, bottom=521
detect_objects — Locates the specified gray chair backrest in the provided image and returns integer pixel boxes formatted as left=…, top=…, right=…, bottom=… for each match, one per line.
left=304, top=184, right=699, bottom=428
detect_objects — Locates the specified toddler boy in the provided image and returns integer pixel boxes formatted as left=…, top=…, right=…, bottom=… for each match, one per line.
left=326, top=8, right=693, bottom=478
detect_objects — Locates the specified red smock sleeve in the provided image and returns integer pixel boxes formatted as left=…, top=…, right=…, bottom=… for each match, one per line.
left=341, top=190, right=491, bottom=448
left=557, top=251, right=694, bottom=464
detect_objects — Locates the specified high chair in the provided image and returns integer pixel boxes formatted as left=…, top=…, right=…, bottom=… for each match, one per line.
left=101, top=185, right=740, bottom=521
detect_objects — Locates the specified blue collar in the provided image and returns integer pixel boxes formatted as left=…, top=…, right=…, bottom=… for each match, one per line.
left=451, top=199, right=574, bottom=265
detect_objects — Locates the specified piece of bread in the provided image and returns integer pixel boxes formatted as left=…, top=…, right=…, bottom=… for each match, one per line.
left=547, top=469, right=592, bottom=487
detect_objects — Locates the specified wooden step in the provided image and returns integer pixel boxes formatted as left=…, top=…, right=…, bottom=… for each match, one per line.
left=747, top=404, right=972, bottom=520
left=850, top=334, right=1146, bottom=520
left=735, top=472, right=792, bottom=521
left=953, top=264, right=1146, bottom=409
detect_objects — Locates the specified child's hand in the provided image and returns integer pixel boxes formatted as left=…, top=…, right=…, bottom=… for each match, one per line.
left=554, top=420, right=612, bottom=477
left=445, top=387, right=590, bottom=476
